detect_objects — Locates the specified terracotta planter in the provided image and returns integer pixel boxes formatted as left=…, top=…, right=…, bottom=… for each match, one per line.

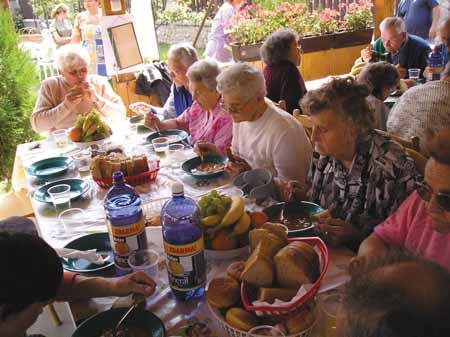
left=230, top=42, right=263, bottom=62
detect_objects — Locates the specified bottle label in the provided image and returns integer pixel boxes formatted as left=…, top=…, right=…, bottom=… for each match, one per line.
left=108, top=216, right=147, bottom=270
left=164, top=237, right=206, bottom=291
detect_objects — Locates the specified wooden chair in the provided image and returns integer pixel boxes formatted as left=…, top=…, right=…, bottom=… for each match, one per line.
left=375, top=129, right=421, bottom=152
left=293, top=109, right=313, bottom=140
left=405, top=148, right=428, bottom=175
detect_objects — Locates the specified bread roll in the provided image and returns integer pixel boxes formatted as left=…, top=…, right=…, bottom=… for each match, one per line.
left=249, top=229, right=287, bottom=258
left=225, top=308, right=259, bottom=332
left=207, top=277, right=240, bottom=309
left=274, top=242, right=320, bottom=288
left=257, top=287, right=298, bottom=303
left=91, top=157, right=102, bottom=179
left=126, top=159, right=134, bottom=176
left=311, top=209, right=332, bottom=221
left=241, top=242, right=274, bottom=287
left=226, top=261, right=246, bottom=282
left=261, top=223, right=288, bottom=241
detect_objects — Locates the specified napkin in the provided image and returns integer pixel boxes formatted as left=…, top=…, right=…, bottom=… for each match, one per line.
left=55, top=248, right=107, bottom=265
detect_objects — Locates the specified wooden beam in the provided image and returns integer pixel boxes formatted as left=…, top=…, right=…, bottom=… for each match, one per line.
left=374, top=0, right=396, bottom=38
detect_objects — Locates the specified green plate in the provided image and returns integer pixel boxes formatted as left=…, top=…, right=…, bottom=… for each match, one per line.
left=62, top=232, right=114, bottom=273
left=26, top=157, right=72, bottom=179
left=182, top=155, right=228, bottom=180
left=72, top=307, right=166, bottom=337
left=146, top=129, right=188, bottom=144
left=34, top=178, right=91, bottom=203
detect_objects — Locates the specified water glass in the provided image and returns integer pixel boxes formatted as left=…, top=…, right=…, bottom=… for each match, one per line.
left=52, top=129, right=69, bottom=148
left=247, top=325, right=286, bottom=337
left=58, top=208, right=85, bottom=235
left=128, top=249, right=159, bottom=278
left=73, top=150, right=92, bottom=172
left=152, top=137, right=169, bottom=159
left=408, top=68, right=421, bottom=81
left=168, top=143, right=185, bottom=170
left=48, top=184, right=71, bottom=213
left=319, top=292, right=342, bottom=337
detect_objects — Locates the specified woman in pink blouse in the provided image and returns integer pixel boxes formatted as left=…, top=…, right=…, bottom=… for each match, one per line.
left=145, top=60, right=232, bottom=153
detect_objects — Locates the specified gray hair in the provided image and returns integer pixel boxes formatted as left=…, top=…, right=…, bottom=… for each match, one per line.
left=187, top=59, right=220, bottom=91
left=167, top=43, right=199, bottom=68
left=217, top=63, right=266, bottom=101
left=380, top=17, right=406, bottom=34
left=261, top=29, right=298, bottom=65
left=54, top=45, right=90, bottom=71
left=442, top=61, right=450, bottom=78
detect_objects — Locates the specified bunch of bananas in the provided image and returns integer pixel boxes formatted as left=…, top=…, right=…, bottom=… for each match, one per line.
left=69, top=110, right=112, bottom=142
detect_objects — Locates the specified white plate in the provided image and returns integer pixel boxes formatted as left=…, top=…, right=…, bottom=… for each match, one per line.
left=205, top=245, right=250, bottom=260
left=72, top=137, right=109, bottom=149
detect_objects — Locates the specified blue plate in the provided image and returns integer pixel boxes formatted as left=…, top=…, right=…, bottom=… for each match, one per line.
left=182, top=155, right=228, bottom=180
left=25, top=157, right=72, bottom=179
left=146, top=129, right=188, bottom=144
left=72, top=307, right=166, bottom=337
left=62, top=232, right=114, bottom=273
left=33, top=178, right=91, bottom=203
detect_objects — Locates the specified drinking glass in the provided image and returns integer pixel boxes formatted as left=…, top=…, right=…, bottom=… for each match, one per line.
left=408, top=68, right=421, bottom=81
left=128, top=249, right=159, bottom=278
left=58, top=208, right=85, bottom=235
left=52, top=129, right=69, bottom=148
left=48, top=184, right=71, bottom=213
left=168, top=143, right=185, bottom=171
left=73, top=150, right=91, bottom=172
left=319, top=292, right=342, bottom=337
left=152, top=137, right=169, bottom=159
left=247, top=325, right=286, bottom=337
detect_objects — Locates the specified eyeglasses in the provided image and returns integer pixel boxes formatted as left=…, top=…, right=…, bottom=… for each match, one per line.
left=220, top=97, right=253, bottom=114
left=67, top=67, right=88, bottom=77
left=416, top=181, right=450, bottom=212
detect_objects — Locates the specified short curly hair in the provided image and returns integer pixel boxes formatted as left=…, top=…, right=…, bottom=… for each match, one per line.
left=301, top=76, right=375, bottom=133
left=358, top=62, right=399, bottom=99
left=260, top=29, right=298, bottom=65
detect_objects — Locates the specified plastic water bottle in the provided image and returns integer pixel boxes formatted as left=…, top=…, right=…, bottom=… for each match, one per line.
left=161, top=183, right=206, bottom=301
left=104, top=171, right=147, bottom=275
left=426, top=50, right=444, bottom=81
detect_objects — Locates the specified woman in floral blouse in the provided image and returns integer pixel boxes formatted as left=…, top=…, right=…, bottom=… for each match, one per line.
left=145, top=60, right=232, bottom=153
left=281, top=77, right=421, bottom=250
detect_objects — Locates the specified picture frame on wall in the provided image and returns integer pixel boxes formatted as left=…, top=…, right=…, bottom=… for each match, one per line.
left=108, top=22, right=143, bottom=70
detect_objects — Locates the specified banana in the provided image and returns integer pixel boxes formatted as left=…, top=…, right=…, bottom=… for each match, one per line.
left=219, top=196, right=244, bottom=228
left=200, top=214, right=223, bottom=227
left=84, top=124, right=98, bottom=137
left=232, top=212, right=251, bottom=236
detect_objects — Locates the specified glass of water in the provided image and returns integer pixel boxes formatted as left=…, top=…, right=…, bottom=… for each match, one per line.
left=52, top=129, right=69, bottom=148
left=408, top=68, right=421, bottom=81
left=168, top=143, right=185, bottom=171
left=48, top=184, right=71, bottom=213
left=247, top=325, right=286, bottom=337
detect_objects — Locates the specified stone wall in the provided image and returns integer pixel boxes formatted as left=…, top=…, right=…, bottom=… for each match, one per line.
left=156, top=23, right=211, bottom=48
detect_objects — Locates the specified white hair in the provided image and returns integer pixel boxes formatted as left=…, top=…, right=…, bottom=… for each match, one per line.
left=167, top=43, right=199, bottom=68
left=380, top=17, right=406, bottom=34
left=54, top=45, right=90, bottom=71
left=187, top=59, right=220, bottom=91
left=217, top=63, right=266, bottom=101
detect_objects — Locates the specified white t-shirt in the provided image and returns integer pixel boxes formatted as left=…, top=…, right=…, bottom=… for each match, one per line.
left=231, top=100, right=312, bottom=183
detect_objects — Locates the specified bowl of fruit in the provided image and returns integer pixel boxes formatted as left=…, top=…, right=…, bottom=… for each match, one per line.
left=198, top=190, right=251, bottom=260
left=68, top=110, right=112, bottom=148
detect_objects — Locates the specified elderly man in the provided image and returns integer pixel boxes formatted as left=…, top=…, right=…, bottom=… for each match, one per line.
left=338, top=252, right=450, bottom=337
left=31, top=45, right=125, bottom=133
left=359, top=17, right=430, bottom=78
left=397, top=0, right=440, bottom=40
left=357, top=130, right=450, bottom=272
left=387, top=63, right=450, bottom=154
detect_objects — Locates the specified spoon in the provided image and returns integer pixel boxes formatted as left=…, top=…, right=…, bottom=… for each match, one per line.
left=115, top=303, right=138, bottom=330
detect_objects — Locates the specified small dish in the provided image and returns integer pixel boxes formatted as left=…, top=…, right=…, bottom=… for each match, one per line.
left=34, top=179, right=91, bottom=204
left=182, top=155, right=228, bottom=180
left=26, top=157, right=73, bottom=179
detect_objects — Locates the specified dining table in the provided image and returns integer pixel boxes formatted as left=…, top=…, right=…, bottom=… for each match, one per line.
left=15, top=121, right=354, bottom=337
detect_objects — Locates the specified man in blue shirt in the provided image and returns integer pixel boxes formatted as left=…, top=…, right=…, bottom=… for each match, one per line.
left=397, top=0, right=440, bottom=41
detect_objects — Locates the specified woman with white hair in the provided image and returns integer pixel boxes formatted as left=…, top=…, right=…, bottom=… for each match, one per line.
left=200, top=63, right=311, bottom=182
left=31, top=45, right=125, bottom=133
left=145, top=60, right=232, bottom=152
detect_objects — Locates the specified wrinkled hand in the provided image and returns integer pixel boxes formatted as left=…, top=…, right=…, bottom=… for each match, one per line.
left=194, top=141, right=220, bottom=157
left=396, top=65, right=408, bottom=79
left=225, top=154, right=251, bottom=176
left=144, top=112, right=162, bottom=130
left=65, top=85, right=84, bottom=106
left=111, top=271, right=156, bottom=298
left=83, top=83, right=98, bottom=103
left=275, top=178, right=303, bottom=202
left=402, top=79, right=417, bottom=89
left=318, top=218, right=360, bottom=248
left=361, top=46, right=372, bottom=63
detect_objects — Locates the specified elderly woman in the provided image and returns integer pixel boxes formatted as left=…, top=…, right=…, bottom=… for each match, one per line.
left=31, top=45, right=125, bottom=133
left=200, top=63, right=311, bottom=182
left=145, top=60, right=232, bottom=153
left=49, top=3, right=72, bottom=46
left=284, top=77, right=421, bottom=250
left=261, top=29, right=307, bottom=114
left=357, top=62, right=399, bottom=130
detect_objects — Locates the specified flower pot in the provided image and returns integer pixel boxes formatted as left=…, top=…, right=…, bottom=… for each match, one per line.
left=332, top=28, right=374, bottom=49
left=230, top=42, right=263, bottom=62
left=299, top=33, right=335, bottom=53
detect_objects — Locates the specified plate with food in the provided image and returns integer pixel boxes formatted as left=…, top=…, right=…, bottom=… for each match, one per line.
left=25, top=156, right=73, bottom=180
left=69, top=110, right=112, bottom=148
left=146, top=129, right=188, bottom=145
left=33, top=178, right=91, bottom=204
left=62, top=232, right=114, bottom=273
left=72, top=307, right=166, bottom=337
left=182, top=156, right=228, bottom=180
left=262, top=201, right=329, bottom=237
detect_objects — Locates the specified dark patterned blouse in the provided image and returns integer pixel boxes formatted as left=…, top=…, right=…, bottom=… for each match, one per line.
left=307, top=130, right=421, bottom=238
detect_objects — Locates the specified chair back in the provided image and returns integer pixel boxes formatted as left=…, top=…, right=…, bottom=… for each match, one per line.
left=375, top=129, right=421, bottom=152
left=293, top=109, right=313, bottom=140
left=405, top=148, right=428, bottom=176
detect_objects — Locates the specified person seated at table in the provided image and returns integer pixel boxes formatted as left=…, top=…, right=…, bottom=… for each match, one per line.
left=145, top=60, right=232, bottom=153
left=280, top=77, right=421, bottom=250
left=356, top=130, right=450, bottom=272
left=31, top=45, right=125, bottom=133
left=357, top=62, right=400, bottom=131
left=427, top=17, right=450, bottom=76
left=338, top=252, right=450, bottom=337
left=261, top=29, right=307, bottom=114
left=49, top=3, right=72, bottom=47
left=0, top=223, right=156, bottom=337
left=387, top=63, right=450, bottom=155
left=199, top=63, right=311, bottom=183
left=357, top=17, right=430, bottom=79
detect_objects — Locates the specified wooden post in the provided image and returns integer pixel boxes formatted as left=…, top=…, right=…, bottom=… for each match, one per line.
left=374, top=0, right=396, bottom=38
left=2, top=0, right=9, bottom=10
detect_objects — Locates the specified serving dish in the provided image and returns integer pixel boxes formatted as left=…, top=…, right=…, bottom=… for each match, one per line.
left=25, top=156, right=72, bottom=180
left=182, top=155, right=228, bottom=179
left=146, top=129, right=188, bottom=145
left=33, top=178, right=91, bottom=203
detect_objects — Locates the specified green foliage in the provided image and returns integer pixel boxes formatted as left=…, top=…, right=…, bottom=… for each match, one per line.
left=253, top=0, right=311, bottom=10
left=0, top=9, right=39, bottom=183
left=156, top=4, right=209, bottom=26
left=30, top=0, right=80, bottom=21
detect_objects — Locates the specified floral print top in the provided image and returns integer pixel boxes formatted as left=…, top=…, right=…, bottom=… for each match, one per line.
left=176, top=99, right=233, bottom=153
left=307, top=130, right=421, bottom=237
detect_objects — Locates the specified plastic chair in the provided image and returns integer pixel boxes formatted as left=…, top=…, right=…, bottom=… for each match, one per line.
left=0, top=189, right=34, bottom=220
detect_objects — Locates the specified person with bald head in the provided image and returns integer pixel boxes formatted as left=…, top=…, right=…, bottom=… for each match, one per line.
left=357, top=130, right=450, bottom=272
left=338, top=252, right=450, bottom=337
